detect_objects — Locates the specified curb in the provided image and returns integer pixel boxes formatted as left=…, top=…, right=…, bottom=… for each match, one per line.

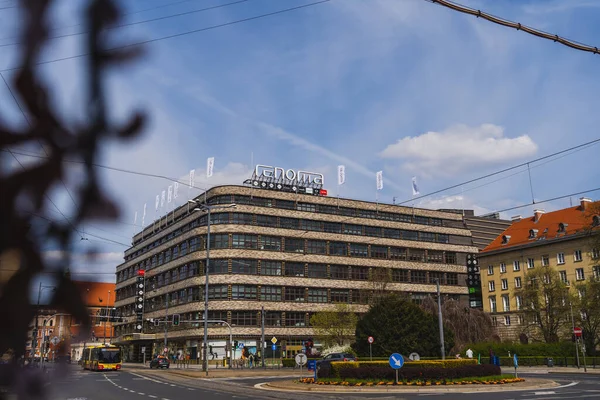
left=255, top=378, right=561, bottom=394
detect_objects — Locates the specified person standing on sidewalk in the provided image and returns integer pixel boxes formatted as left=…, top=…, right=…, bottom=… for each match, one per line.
left=466, top=348, right=473, bottom=359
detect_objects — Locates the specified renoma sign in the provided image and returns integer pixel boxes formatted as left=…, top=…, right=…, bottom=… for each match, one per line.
left=244, top=164, right=327, bottom=196
left=254, top=165, right=324, bottom=186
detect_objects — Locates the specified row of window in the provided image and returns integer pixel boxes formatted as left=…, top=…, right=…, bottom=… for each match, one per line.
left=117, top=234, right=459, bottom=283
left=487, top=266, right=600, bottom=294
left=487, top=249, right=600, bottom=275
left=130, top=193, right=452, bottom=248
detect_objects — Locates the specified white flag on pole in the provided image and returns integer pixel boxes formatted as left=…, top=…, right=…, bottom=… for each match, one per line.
left=189, top=169, right=195, bottom=188
left=174, top=182, right=179, bottom=199
left=142, top=203, right=146, bottom=226
left=134, top=211, right=138, bottom=225
left=376, top=171, right=383, bottom=191
left=206, top=157, right=214, bottom=178
left=155, top=195, right=159, bottom=211
left=167, top=185, right=173, bottom=203
left=161, top=190, right=166, bottom=208
left=337, top=165, right=346, bottom=186
left=412, top=176, right=420, bottom=196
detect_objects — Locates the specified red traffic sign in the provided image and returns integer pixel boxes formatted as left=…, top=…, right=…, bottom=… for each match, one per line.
left=368, top=336, right=374, bottom=344
left=574, top=327, right=583, bottom=337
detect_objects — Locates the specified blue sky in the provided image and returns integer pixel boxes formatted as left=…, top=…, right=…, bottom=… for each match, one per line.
left=2, top=0, right=600, bottom=284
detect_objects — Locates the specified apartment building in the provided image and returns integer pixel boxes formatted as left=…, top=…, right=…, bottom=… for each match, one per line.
left=479, top=198, right=600, bottom=341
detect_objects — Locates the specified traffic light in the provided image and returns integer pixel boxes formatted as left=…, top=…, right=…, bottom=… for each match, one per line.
left=135, top=272, right=145, bottom=331
left=466, top=253, right=482, bottom=309
left=233, top=340, right=238, bottom=348
left=172, top=314, right=180, bottom=326
left=305, top=338, right=313, bottom=354
left=154, top=319, right=160, bottom=327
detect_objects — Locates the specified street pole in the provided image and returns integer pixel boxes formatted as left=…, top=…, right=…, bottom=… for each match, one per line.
left=164, top=292, right=169, bottom=349
left=436, top=279, right=445, bottom=360
left=103, top=290, right=110, bottom=345
left=261, top=306, right=265, bottom=369
left=569, top=297, right=581, bottom=368
left=203, top=206, right=211, bottom=376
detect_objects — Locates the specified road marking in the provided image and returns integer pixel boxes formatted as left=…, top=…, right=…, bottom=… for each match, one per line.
left=148, top=396, right=157, bottom=399
left=533, top=392, right=556, bottom=395
left=553, top=382, right=579, bottom=389
left=187, top=388, right=194, bottom=391
left=161, top=398, right=170, bottom=400
left=138, top=393, right=145, bottom=396
left=169, top=384, right=176, bottom=387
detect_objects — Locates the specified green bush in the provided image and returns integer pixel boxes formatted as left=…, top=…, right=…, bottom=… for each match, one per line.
left=320, top=363, right=500, bottom=380
left=328, top=359, right=477, bottom=378
left=465, top=341, right=576, bottom=359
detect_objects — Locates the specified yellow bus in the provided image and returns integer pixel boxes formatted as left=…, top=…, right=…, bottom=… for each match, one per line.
left=82, top=345, right=122, bottom=371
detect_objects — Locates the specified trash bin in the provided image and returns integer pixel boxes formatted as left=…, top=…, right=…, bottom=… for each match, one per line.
left=547, top=358, right=554, bottom=367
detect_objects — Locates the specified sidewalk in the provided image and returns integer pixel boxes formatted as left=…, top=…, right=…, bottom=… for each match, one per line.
left=124, top=363, right=301, bottom=379
left=501, top=366, right=600, bottom=374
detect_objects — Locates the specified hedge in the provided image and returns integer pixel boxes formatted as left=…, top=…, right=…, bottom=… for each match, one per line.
left=282, top=358, right=319, bottom=368
left=319, top=363, right=500, bottom=380
left=325, top=359, right=477, bottom=378
left=465, top=341, right=576, bottom=358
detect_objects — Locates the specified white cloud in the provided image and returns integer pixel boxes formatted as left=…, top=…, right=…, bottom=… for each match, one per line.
left=522, top=0, right=600, bottom=14
left=379, top=124, right=538, bottom=176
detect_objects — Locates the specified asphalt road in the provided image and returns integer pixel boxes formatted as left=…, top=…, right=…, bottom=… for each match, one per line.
left=39, top=366, right=600, bottom=400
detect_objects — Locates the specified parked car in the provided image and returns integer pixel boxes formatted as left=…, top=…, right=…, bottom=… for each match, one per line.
left=149, top=357, right=170, bottom=369
left=315, top=352, right=357, bottom=369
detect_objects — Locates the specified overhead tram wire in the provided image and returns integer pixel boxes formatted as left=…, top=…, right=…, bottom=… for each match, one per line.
left=0, top=0, right=253, bottom=48
left=0, top=0, right=332, bottom=72
left=425, top=0, right=600, bottom=55
left=396, top=137, right=600, bottom=205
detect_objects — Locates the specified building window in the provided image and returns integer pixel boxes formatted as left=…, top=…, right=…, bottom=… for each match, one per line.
left=231, top=213, right=253, bottom=225
left=499, top=263, right=506, bottom=273
left=370, top=245, right=388, bottom=259
left=211, top=213, right=230, bottom=224
left=261, top=261, right=282, bottom=276
left=429, top=272, right=445, bottom=284
left=330, top=289, right=350, bottom=303
left=351, top=266, right=369, bottom=281
left=285, top=312, right=306, bottom=327
left=306, top=240, right=327, bottom=255
left=256, top=215, right=277, bottom=227
left=284, top=287, right=305, bottom=302
left=501, top=279, right=508, bottom=290
left=502, top=295, right=510, bottom=312
left=427, top=250, right=444, bottom=263
left=541, top=255, right=550, bottom=266
left=231, top=259, right=258, bottom=275
left=392, top=269, right=409, bottom=282
left=513, top=261, right=520, bottom=272
left=349, top=243, right=368, bottom=257
left=323, top=222, right=342, bottom=233
left=208, top=259, right=229, bottom=274
left=390, top=247, right=407, bottom=260
left=408, top=249, right=425, bottom=262
left=279, top=217, right=299, bottom=229
left=515, top=295, right=522, bottom=310
left=265, top=312, right=281, bottom=327
left=297, top=202, right=317, bottom=212
left=352, top=290, right=370, bottom=304
left=515, top=277, right=522, bottom=288
left=489, top=281, right=495, bottom=292
left=300, top=219, right=322, bottom=232
left=488, top=265, right=494, bottom=275
left=260, top=236, right=281, bottom=251
left=210, top=234, right=229, bottom=249
left=208, top=285, right=228, bottom=300
left=231, top=311, right=257, bottom=326
left=444, top=252, right=457, bottom=264
left=593, top=249, right=600, bottom=260
left=232, top=234, right=258, bottom=249
left=576, top=268, right=585, bottom=281
left=343, top=224, right=362, bottom=235
left=231, top=285, right=257, bottom=300
left=574, top=250, right=583, bottom=262
left=364, top=226, right=381, bottom=237
left=308, top=288, right=328, bottom=303
left=527, top=258, right=534, bottom=269
left=447, top=273, right=458, bottom=285
left=557, top=253, right=565, bottom=265
left=594, top=266, right=600, bottom=279
left=489, top=296, right=496, bottom=313
left=330, top=265, right=349, bottom=280
left=559, top=270, right=568, bottom=283
left=284, top=262, right=305, bottom=277
left=261, top=286, right=282, bottom=301
left=504, top=315, right=511, bottom=326
left=189, top=237, right=200, bottom=251
left=285, top=238, right=305, bottom=253
left=308, top=264, right=328, bottom=278
left=411, top=270, right=427, bottom=284
left=329, top=242, right=348, bottom=256
left=383, top=228, right=401, bottom=239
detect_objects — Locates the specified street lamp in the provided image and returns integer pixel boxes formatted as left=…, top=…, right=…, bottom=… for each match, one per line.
left=189, top=200, right=236, bottom=375
left=103, top=290, right=111, bottom=345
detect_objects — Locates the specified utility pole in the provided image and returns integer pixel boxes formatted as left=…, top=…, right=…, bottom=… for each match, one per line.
left=164, top=293, right=169, bottom=349
left=261, top=306, right=265, bottom=369
left=103, top=290, right=111, bottom=345
left=436, top=279, right=445, bottom=360
left=569, top=298, right=581, bottom=368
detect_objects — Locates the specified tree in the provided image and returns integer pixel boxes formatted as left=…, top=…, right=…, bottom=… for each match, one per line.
left=574, top=278, right=600, bottom=356
left=421, top=297, right=498, bottom=353
left=514, top=266, right=572, bottom=343
left=309, top=303, right=358, bottom=347
left=352, top=294, right=454, bottom=358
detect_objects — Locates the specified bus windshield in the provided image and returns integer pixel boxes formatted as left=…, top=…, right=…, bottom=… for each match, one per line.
left=99, top=349, right=121, bottom=363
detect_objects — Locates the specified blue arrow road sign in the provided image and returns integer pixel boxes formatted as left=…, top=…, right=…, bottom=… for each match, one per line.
left=272, top=344, right=277, bottom=351
left=389, top=353, right=404, bottom=369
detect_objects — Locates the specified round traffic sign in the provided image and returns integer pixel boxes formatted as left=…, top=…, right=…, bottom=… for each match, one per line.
left=367, top=336, right=374, bottom=344
left=295, top=353, right=307, bottom=366
left=574, top=327, right=583, bottom=337
left=389, top=353, right=404, bottom=370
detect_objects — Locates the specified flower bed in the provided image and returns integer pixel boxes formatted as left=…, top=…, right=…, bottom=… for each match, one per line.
left=297, top=375, right=525, bottom=386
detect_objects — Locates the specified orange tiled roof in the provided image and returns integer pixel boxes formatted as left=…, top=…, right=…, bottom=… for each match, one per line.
left=74, top=281, right=116, bottom=307
left=483, top=201, right=599, bottom=252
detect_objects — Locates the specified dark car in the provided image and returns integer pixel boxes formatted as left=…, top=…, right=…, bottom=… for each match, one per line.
left=149, top=357, right=170, bottom=369
left=316, top=352, right=357, bottom=369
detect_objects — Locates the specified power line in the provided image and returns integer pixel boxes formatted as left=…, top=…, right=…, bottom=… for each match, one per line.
left=0, top=0, right=252, bottom=48
left=0, top=0, right=331, bottom=72
left=426, top=0, right=600, bottom=55
left=478, top=187, right=600, bottom=217
left=397, top=137, right=600, bottom=205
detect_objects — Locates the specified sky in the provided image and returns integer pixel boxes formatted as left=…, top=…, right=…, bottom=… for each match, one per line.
left=1, top=0, right=600, bottom=285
